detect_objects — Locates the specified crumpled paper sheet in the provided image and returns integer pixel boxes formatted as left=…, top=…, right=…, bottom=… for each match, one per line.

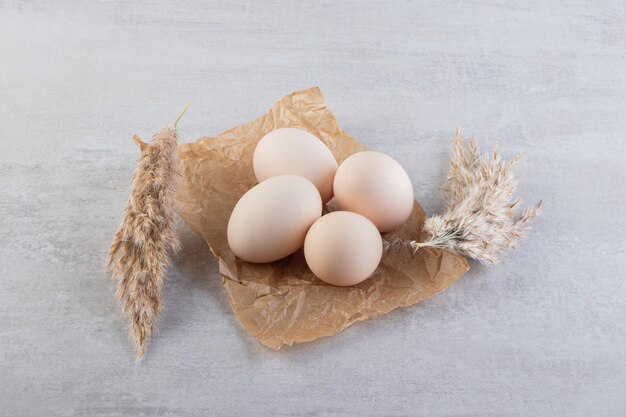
left=174, top=87, right=469, bottom=349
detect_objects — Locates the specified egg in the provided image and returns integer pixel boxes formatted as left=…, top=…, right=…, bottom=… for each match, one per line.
left=304, top=211, right=383, bottom=286
left=227, top=175, right=322, bottom=263
left=253, top=128, right=338, bottom=203
left=333, top=151, right=414, bottom=232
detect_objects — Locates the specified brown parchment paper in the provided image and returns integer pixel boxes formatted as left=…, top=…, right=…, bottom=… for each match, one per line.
left=174, top=87, right=469, bottom=349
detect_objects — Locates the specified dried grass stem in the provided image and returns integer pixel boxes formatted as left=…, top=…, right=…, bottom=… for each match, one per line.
left=107, top=125, right=180, bottom=359
left=402, top=130, right=542, bottom=264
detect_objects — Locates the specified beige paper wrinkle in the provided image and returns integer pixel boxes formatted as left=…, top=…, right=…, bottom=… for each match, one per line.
left=174, top=87, right=469, bottom=350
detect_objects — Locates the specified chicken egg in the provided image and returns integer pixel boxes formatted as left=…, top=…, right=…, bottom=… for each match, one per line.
left=227, top=175, right=322, bottom=263
left=333, top=151, right=414, bottom=232
left=253, top=128, right=338, bottom=203
left=304, top=211, right=383, bottom=286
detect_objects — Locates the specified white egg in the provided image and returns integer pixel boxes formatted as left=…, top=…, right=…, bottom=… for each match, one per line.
left=333, top=151, right=414, bottom=232
left=227, top=175, right=322, bottom=263
left=304, top=211, right=383, bottom=286
left=253, top=128, right=338, bottom=203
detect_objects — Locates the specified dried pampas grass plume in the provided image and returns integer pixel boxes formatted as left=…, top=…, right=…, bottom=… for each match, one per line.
left=107, top=103, right=189, bottom=359
left=410, top=130, right=542, bottom=264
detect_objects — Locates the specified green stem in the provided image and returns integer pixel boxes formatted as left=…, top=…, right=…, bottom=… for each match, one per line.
left=410, top=229, right=461, bottom=252
left=173, top=101, right=191, bottom=127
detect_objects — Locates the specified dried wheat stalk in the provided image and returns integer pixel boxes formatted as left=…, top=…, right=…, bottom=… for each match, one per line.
left=107, top=105, right=188, bottom=359
left=409, top=130, right=542, bottom=264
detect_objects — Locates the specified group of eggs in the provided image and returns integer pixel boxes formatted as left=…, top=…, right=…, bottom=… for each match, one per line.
left=227, top=128, right=414, bottom=286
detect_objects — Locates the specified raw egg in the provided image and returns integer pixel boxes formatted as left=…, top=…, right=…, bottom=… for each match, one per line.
left=304, top=211, right=383, bottom=286
left=333, top=151, right=414, bottom=232
left=253, top=128, right=338, bottom=203
left=227, top=175, right=322, bottom=263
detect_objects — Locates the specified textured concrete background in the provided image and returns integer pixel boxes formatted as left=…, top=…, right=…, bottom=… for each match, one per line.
left=1, top=1, right=625, bottom=416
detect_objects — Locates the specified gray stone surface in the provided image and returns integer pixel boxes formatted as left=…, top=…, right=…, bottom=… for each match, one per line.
left=1, top=1, right=625, bottom=416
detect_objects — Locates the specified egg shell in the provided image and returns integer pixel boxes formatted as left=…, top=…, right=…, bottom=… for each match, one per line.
left=333, top=151, right=414, bottom=232
left=304, top=211, right=383, bottom=286
left=227, top=175, right=323, bottom=263
left=253, top=128, right=338, bottom=203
